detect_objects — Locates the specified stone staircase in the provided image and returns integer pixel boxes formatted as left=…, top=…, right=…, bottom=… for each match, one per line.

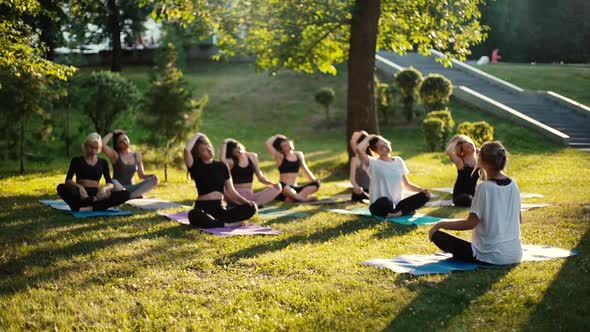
left=376, top=51, right=590, bottom=150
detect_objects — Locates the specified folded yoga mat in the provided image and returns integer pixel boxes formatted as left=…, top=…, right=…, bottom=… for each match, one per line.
left=158, top=211, right=282, bottom=236
left=328, top=207, right=454, bottom=226
left=40, top=199, right=132, bottom=218
left=432, top=187, right=544, bottom=199
left=126, top=197, right=191, bottom=210
left=425, top=200, right=549, bottom=211
left=258, top=207, right=310, bottom=219
left=362, top=245, right=579, bottom=276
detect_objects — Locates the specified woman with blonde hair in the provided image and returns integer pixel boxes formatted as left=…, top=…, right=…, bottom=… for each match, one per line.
left=429, top=141, right=522, bottom=265
left=220, top=138, right=281, bottom=206
left=57, top=133, right=130, bottom=211
left=446, top=134, right=479, bottom=207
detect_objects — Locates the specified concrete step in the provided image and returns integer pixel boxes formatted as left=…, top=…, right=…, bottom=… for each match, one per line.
left=569, top=142, right=590, bottom=149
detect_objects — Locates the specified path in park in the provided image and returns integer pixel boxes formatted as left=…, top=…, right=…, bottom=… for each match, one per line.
left=377, top=51, right=590, bottom=150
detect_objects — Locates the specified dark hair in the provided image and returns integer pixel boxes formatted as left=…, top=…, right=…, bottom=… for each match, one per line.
left=479, top=141, right=508, bottom=171
left=272, top=136, right=287, bottom=154
left=368, top=137, right=380, bottom=153
left=356, top=133, right=367, bottom=145
left=112, top=131, right=126, bottom=153
left=191, top=136, right=212, bottom=162
left=225, top=139, right=242, bottom=162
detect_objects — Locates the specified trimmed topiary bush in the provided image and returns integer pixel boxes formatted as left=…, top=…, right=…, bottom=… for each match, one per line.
left=425, top=109, right=455, bottom=143
left=418, top=74, right=453, bottom=113
left=422, top=117, right=445, bottom=152
left=315, top=87, right=336, bottom=122
left=376, top=82, right=396, bottom=124
left=394, top=67, right=423, bottom=123
left=457, top=121, right=494, bottom=147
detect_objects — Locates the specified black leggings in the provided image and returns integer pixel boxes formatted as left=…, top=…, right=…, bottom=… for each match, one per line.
left=56, top=182, right=130, bottom=211
left=431, top=230, right=491, bottom=265
left=369, top=192, right=429, bottom=217
left=188, top=200, right=257, bottom=228
left=453, top=193, right=473, bottom=207
left=275, top=181, right=320, bottom=201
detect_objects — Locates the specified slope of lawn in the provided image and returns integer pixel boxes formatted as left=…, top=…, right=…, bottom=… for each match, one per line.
left=478, top=63, right=590, bottom=106
left=1, top=61, right=589, bottom=331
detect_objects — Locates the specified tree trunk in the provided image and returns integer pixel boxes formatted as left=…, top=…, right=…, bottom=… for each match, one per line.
left=19, top=112, right=25, bottom=174
left=107, top=0, right=123, bottom=72
left=65, top=94, right=71, bottom=156
left=346, top=0, right=380, bottom=159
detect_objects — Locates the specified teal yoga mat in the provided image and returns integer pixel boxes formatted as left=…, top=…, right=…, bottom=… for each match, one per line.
left=40, top=199, right=132, bottom=218
left=328, top=207, right=448, bottom=225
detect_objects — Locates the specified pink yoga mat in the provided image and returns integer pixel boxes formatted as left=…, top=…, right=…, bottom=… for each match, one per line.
left=158, top=211, right=281, bottom=236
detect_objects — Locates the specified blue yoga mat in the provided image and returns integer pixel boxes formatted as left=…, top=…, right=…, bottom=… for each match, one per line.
left=328, top=207, right=445, bottom=225
left=258, top=207, right=310, bottom=219
left=40, top=199, right=132, bottom=218
left=363, top=245, right=579, bottom=275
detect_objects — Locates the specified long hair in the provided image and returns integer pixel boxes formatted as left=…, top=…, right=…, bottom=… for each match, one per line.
left=225, top=139, right=241, bottom=161
left=272, top=136, right=288, bottom=155
left=112, top=131, right=127, bottom=153
left=477, top=141, right=508, bottom=179
left=191, top=135, right=212, bottom=162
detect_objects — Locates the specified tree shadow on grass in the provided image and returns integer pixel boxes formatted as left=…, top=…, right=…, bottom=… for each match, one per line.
left=384, top=266, right=515, bottom=330
left=522, top=215, right=590, bottom=330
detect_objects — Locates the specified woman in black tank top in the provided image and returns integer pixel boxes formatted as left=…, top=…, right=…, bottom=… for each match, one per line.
left=446, top=135, right=479, bottom=207
left=220, top=138, right=282, bottom=206
left=56, top=133, right=130, bottom=211
left=265, top=134, right=320, bottom=202
left=349, top=130, right=371, bottom=202
left=184, top=133, right=257, bottom=228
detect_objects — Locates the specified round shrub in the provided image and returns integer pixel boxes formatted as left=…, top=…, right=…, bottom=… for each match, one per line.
left=457, top=121, right=494, bottom=147
left=314, top=87, right=335, bottom=121
left=425, top=109, right=455, bottom=143
left=394, top=67, right=423, bottom=123
left=419, top=74, right=453, bottom=113
left=422, top=118, right=445, bottom=152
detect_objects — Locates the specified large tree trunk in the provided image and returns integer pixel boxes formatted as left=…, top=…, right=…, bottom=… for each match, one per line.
left=107, top=0, right=123, bottom=72
left=346, top=0, right=380, bottom=158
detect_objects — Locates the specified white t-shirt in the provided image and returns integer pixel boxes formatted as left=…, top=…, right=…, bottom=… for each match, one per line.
left=469, top=179, right=523, bottom=265
left=368, top=157, right=409, bottom=205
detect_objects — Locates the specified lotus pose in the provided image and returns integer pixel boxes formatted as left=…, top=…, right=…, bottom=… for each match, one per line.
left=220, top=138, right=282, bottom=206
left=429, top=141, right=523, bottom=265
left=184, top=133, right=257, bottom=228
left=265, top=134, right=320, bottom=202
left=357, top=134, right=431, bottom=218
left=57, top=133, right=130, bottom=211
left=102, top=129, right=159, bottom=199
left=446, top=134, right=479, bottom=207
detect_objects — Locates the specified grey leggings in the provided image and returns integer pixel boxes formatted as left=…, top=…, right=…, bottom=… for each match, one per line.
left=114, top=176, right=157, bottom=199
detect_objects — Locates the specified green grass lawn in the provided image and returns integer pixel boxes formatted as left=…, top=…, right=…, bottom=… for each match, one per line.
left=478, top=63, right=590, bottom=106
left=1, top=61, right=589, bottom=330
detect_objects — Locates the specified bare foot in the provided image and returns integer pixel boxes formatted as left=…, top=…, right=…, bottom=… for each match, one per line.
left=386, top=211, right=403, bottom=218
left=303, top=195, right=318, bottom=202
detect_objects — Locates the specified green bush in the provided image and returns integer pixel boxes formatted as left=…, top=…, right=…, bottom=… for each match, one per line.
left=314, top=87, right=335, bottom=122
left=418, top=74, right=453, bottom=113
left=425, top=109, right=455, bottom=143
left=74, top=71, right=139, bottom=135
left=422, top=118, right=445, bottom=152
left=457, top=121, right=495, bottom=146
left=394, top=67, right=423, bottom=123
left=376, top=83, right=396, bottom=124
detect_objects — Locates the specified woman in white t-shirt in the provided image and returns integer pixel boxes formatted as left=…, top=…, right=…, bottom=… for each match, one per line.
left=428, top=141, right=523, bottom=265
left=357, top=134, right=431, bottom=218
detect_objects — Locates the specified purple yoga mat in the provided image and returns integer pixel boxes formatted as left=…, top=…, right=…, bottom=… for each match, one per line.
left=158, top=211, right=281, bottom=236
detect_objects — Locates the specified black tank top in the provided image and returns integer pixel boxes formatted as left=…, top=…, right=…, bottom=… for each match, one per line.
left=453, top=165, right=479, bottom=197
left=189, top=159, right=230, bottom=196
left=278, top=154, right=300, bottom=173
left=231, top=157, right=254, bottom=184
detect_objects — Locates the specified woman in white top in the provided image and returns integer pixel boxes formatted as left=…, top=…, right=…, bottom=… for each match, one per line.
left=428, top=141, right=523, bottom=265
left=357, top=134, right=431, bottom=217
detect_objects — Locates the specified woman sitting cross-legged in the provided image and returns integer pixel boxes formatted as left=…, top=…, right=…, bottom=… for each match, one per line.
left=57, top=133, right=130, bottom=211
left=265, top=134, right=320, bottom=202
left=428, top=141, right=523, bottom=265
left=220, top=138, right=282, bottom=207
left=446, top=134, right=479, bottom=207
left=357, top=134, right=431, bottom=218
left=102, top=129, right=159, bottom=199
left=349, top=130, right=371, bottom=202
left=184, top=133, right=257, bottom=228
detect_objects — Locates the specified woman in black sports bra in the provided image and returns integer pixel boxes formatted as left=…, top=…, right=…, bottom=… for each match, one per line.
left=184, top=133, right=257, bottom=228
left=446, top=134, right=480, bottom=207
left=56, top=132, right=130, bottom=211
left=265, top=134, right=320, bottom=202
left=220, top=138, right=282, bottom=206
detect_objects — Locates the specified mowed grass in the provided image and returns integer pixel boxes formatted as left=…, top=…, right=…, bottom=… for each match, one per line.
left=1, top=62, right=590, bottom=330
left=478, top=63, right=590, bottom=106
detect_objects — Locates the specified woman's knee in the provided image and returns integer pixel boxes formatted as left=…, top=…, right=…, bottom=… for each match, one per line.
left=188, top=209, right=216, bottom=228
